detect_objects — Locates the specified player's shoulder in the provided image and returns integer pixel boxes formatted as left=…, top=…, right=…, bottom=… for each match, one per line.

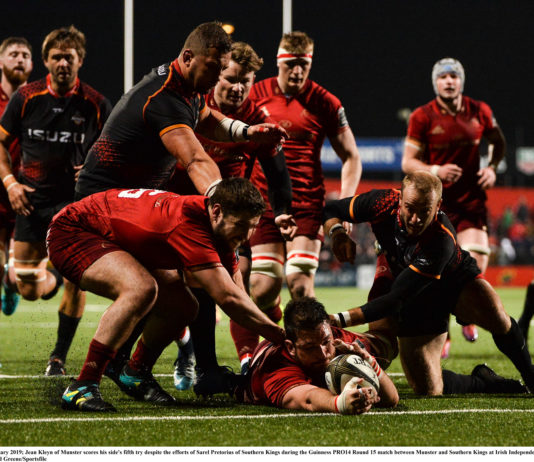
left=15, top=78, right=47, bottom=100
left=78, top=80, right=109, bottom=105
left=410, top=99, right=436, bottom=120
left=303, top=79, right=342, bottom=108
left=250, top=77, right=278, bottom=100
left=462, top=94, right=492, bottom=115
left=428, top=211, right=458, bottom=245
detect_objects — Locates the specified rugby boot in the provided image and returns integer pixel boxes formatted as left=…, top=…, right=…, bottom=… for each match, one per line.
left=1, top=264, right=20, bottom=316
left=173, top=338, right=195, bottom=391
left=45, top=357, right=66, bottom=376
left=119, top=364, right=177, bottom=405
left=62, top=381, right=116, bottom=412
left=103, top=356, right=130, bottom=393
left=462, top=324, right=478, bottom=342
left=471, top=364, right=528, bottom=394
left=193, top=365, right=244, bottom=397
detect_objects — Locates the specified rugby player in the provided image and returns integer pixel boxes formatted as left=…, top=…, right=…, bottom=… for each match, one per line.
left=237, top=297, right=398, bottom=413
left=0, top=26, right=112, bottom=376
left=401, top=58, right=507, bottom=355
left=324, top=171, right=532, bottom=395
left=167, top=41, right=295, bottom=393
left=0, top=37, right=32, bottom=317
left=244, top=31, right=362, bottom=372
left=49, top=178, right=286, bottom=412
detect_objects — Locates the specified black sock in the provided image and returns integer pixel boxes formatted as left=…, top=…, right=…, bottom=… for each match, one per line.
left=442, top=369, right=485, bottom=394
left=518, top=282, right=534, bottom=329
left=50, top=311, right=81, bottom=362
left=492, top=318, right=534, bottom=388
left=112, top=315, right=148, bottom=365
left=189, top=287, right=218, bottom=371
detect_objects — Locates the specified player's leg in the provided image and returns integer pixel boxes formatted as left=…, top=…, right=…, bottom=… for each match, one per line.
left=121, top=269, right=197, bottom=404
left=285, top=236, right=321, bottom=299
left=454, top=278, right=534, bottom=391
left=1, top=237, right=20, bottom=316
left=457, top=226, right=490, bottom=342
left=518, top=280, right=534, bottom=347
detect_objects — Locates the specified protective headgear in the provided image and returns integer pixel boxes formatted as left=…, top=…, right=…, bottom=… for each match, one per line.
left=432, top=57, right=465, bottom=95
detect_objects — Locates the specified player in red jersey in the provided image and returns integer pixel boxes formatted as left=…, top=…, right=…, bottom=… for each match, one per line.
left=238, top=297, right=398, bottom=413
left=0, top=37, right=33, bottom=317
left=244, top=32, right=362, bottom=372
left=324, top=171, right=531, bottom=396
left=48, top=178, right=285, bottom=412
left=0, top=27, right=112, bottom=376
left=167, top=42, right=295, bottom=392
left=401, top=58, right=506, bottom=355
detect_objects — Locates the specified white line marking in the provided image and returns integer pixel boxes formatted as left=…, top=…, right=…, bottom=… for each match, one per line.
left=1, top=409, right=533, bottom=425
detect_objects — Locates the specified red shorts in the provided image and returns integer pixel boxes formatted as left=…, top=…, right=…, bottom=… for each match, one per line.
left=441, top=204, right=488, bottom=233
left=46, top=208, right=122, bottom=284
left=249, top=208, right=323, bottom=246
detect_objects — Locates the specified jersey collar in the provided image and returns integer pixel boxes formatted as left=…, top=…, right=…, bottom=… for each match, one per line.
left=46, top=74, right=80, bottom=98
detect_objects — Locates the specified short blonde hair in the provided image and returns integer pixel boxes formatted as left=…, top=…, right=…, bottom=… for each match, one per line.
left=401, top=170, right=442, bottom=201
left=279, top=31, right=314, bottom=54
left=231, top=42, right=263, bottom=73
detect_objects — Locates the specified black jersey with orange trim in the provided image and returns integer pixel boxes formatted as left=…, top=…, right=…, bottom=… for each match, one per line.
left=75, top=60, right=207, bottom=198
left=0, top=76, right=111, bottom=206
left=326, top=188, right=477, bottom=280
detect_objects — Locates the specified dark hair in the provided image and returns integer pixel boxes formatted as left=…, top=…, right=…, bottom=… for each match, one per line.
left=42, top=25, right=86, bottom=61
left=0, top=37, right=32, bottom=56
left=284, top=297, right=329, bottom=342
left=182, top=21, right=232, bottom=56
left=279, top=31, right=314, bottom=54
left=209, top=177, right=265, bottom=218
left=231, top=42, right=263, bottom=73
left=401, top=170, right=442, bottom=201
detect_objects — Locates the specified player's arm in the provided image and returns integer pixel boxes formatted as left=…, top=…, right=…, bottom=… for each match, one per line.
left=191, top=265, right=285, bottom=344
left=323, top=197, right=357, bottom=263
left=161, top=127, right=222, bottom=195
left=0, top=129, right=34, bottom=215
left=402, top=137, right=463, bottom=183
left=281, top=380, right=378, bottom=414
left=329, top=128, right=361, bottom=199
left=330, top=267, right=435, bottom=327
left=258, top=149, right=297, bottom=240
left=333, top=339, right=399, bottom=408
left=196, top=107, right=288, bottom=146
left=477, top=126, right=506, bottom=190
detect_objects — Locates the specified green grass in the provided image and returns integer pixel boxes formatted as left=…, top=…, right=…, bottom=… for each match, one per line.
left=1, top=287, right=534, bottom=447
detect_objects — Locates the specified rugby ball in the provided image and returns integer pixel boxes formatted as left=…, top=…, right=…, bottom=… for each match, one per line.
left=325, top=354, right=380, bottom=394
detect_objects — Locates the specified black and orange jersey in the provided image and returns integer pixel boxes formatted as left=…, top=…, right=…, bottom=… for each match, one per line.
left=0, top=75, right=111, bottom=206
left=325, top=188, right=479, bottom=280
left=76, top=60, right=207, bottom=198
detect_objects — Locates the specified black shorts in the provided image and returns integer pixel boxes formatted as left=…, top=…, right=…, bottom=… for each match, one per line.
left=15, top=202, right=70, bottom=242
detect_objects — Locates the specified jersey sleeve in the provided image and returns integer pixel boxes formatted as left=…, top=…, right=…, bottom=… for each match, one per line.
left=406, top=107, right=429, bottom=145
left=0, top=90, right=24, bottom=137
left=324, top=189, right=399, bottom=224
left=478, top=101, right=498, bottom=135
left=143, top=90, right=199, bottom=136
left=320, top=91, right=349, bottom=138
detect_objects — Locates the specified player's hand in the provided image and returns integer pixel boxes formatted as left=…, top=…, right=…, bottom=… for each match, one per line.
left=477, top=166, right=497, bottom=190
left=331, top=231, right=356, bottom=264
left=74, top=164, right=84, bottom=182
left=333, top=339, right=371, bottom=361
left=7, top=183, right=35, bottom=216
left=248, top=123, right=288, bottom=146
left=436, top=163, right=463, bottom=183
left=335, top=377, right=379, bottom=415
left=274, top=213, right=298, bottom=241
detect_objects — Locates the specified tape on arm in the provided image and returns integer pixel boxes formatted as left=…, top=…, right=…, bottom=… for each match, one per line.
left=214, top=117, right=250, bottom=142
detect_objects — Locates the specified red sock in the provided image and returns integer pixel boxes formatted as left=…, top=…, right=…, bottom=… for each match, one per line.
left=77, top=339, right=116, bottom=383
left=230, top=320, right=259, bottom=360
left=128, top=338, right=161, bottom=372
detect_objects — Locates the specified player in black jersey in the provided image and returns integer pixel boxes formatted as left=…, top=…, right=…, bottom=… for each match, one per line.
left=0, top=26, right=112, bottom=376
left=323, top=171, right=534, bottom=395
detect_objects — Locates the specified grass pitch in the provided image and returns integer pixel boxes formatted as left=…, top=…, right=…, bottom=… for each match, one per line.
left=0, top=286, right=533, bottom=447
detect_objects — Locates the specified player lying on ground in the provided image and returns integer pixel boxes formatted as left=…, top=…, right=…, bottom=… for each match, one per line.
left=324, top=170, right=533, bottom=395
left=47, top=178, right=285, bottom=412
left=236, top=297, right=399, bottom=414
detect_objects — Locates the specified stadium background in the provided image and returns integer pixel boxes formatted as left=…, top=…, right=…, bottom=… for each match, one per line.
left=4, top=0, right=534, bottom=284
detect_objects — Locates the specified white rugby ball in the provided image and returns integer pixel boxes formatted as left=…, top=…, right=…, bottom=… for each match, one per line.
left=325, top=354, right=380, bottom=394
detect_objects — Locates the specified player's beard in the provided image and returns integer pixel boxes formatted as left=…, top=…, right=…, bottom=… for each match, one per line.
left=2, top=66, right=31, bottom=86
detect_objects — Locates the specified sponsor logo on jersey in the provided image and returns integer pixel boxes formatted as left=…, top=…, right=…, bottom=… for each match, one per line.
left=52, top=107, right=64, bottom=113
left=71, top=114, right=86, bottom=125
left=430, top=125, right=445, bottom=135
left=260, top=106, right=271, bottom=118
left=27, top=128, right=85, bottom=144
left=279, top=120, right=292, bottom=129
left=157, top=64, right=168, bottom=76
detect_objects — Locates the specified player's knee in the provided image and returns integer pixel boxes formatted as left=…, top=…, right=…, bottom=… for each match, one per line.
left=288, top=280, right=311, bottom=300
left=285, top=250, right=319, bottom=277
left=15, top=267, right=47, bottom=300
left=125, top=277, right=158, bottom=317
left=251, top=253, right=284, bottom=279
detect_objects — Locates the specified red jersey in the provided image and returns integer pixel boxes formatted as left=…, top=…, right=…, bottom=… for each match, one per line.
left=242, top=327, right=369, bottom=407
left=406, top=95, right=498, bottom=214
left=56, top=189, right=238, bottom=275
left=249, top=77, right=348, bottom=210
left=167, top=91, right=276, bottom=195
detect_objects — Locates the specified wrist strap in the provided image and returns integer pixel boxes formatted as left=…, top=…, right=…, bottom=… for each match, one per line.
left=328, top=223, right=345, bottom=238
left=430, top=165, right=440, bottom=176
